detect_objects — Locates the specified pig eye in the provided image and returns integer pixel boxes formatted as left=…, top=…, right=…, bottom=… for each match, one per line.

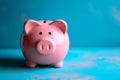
left=39, top=32, right=42, bottom=35
left=43, top=20, right=46, bottom=23
left=48, top=32, right=51, bottom=35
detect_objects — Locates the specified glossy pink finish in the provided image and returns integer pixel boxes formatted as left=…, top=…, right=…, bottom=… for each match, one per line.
left=21, top=19, right=69, bottom=67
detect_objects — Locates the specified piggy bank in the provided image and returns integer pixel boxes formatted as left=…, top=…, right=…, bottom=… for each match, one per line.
left=21, top=19, right=69, bottom=67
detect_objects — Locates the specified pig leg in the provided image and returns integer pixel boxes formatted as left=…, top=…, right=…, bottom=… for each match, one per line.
left=53, top=61, right=63, bottom=67
left=26, top=61, right=37, bottom=68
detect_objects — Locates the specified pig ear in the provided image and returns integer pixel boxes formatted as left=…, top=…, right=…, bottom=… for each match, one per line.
left=24, top=20, right=41, bottom=34
left=49, top=19, right=67, bottom=34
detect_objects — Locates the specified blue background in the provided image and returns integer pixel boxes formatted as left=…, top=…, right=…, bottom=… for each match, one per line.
left=0, top=0, right=120, bottom=48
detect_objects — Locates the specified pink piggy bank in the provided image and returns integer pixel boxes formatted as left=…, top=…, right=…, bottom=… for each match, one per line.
left=21, top=19, right=69, bottom=67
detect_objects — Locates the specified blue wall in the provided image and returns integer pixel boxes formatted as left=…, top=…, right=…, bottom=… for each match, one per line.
left=0, top=0, right=120, bottom=48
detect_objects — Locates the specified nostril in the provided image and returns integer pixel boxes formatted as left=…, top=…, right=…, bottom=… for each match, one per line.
left=49, top=45, right=51, bottom=49
left=41, top=44, right=44, bottom=50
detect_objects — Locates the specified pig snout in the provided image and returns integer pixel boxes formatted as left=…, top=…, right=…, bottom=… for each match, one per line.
left=37, top=39, right=55, bottom=55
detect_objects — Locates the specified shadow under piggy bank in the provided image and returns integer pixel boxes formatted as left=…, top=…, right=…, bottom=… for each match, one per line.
left=0, top=58, right=56, bottom=69
left=0, top=58, right=25, bottom=69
